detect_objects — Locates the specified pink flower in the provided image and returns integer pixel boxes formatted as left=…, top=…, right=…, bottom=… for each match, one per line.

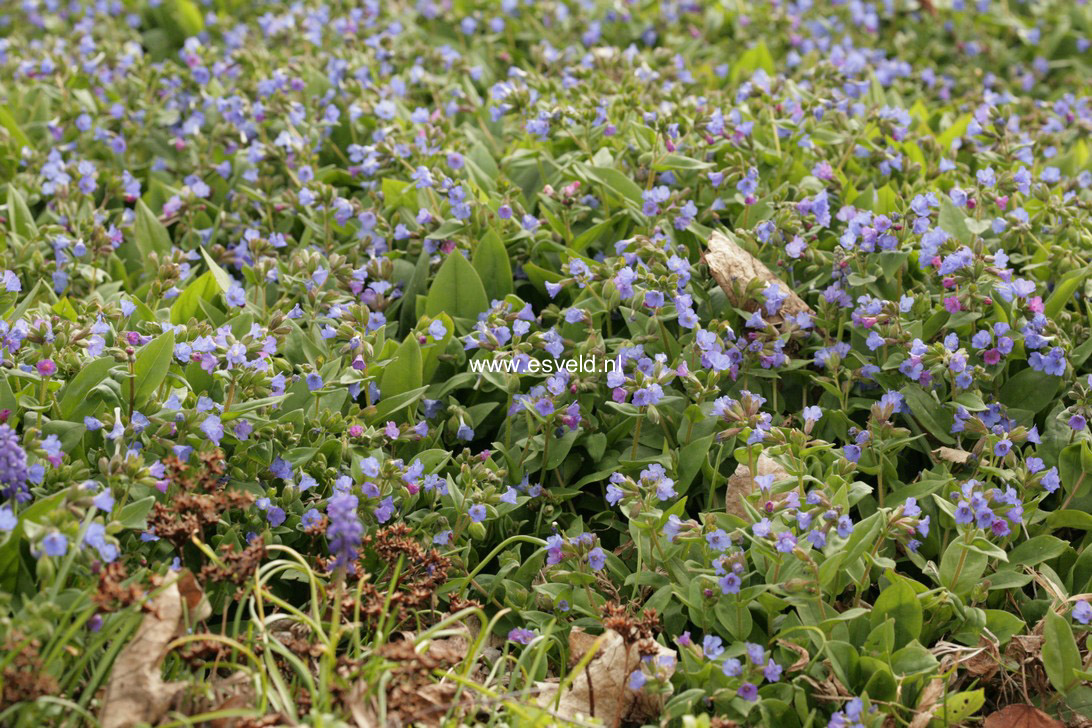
left=1028, top=296, right=1044, bottom=313
left=943, top=297, right=962, bottom=314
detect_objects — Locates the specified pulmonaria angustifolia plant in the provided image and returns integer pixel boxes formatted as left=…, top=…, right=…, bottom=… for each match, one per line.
left=1, top=0, right=1092, bottom=726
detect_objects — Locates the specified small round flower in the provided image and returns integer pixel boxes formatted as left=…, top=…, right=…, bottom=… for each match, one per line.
left=41, top=531, right=67, bottom=557
left=306, top=373, right=324, bottom=391
left=428, top=319, right=447, bottom=340
left=737, top=682, right=758, bottom=701
left=628, top=669, right=647, bottom=691
left=301, top=508, right=322, bottom=530
left=763, top=659, right=783, bottom=682
left=587, top=546, right=606, bottom=571
left=1069, top=414, right=1087, bottom=432
left=226, top=284, right=246, bottom=307
left=1073, top=600, right=1092, bottom=625
left=507, top=627, right=536, bottom=644
left=468, top=504, right=487, bottom=523
left=36, top=359, right=57, bottom=377
left=706, top=528, right=730, bottom=552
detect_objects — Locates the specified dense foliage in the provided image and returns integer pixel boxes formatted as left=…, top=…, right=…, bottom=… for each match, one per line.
left=2, top=0, right=1092, bottom=725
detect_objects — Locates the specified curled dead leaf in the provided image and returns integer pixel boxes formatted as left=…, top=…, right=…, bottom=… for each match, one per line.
left=775, top=639, right=811, bottom=672
left=960, top=637, right=1000, bottom=681
left=705, top=230, right=814, bottom=319
left=934, top=446, right=973, bottom=465
left=983, top=704, right=1064, bottom=728
left=100, top=571, right=210, bottom=728
left=726, top=454, right=789, bottom=518
left=535, top=628, right=675, bottom=727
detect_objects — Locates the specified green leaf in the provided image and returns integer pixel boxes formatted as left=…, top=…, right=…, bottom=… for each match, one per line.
left=6, top=186, right=37, bottom=240
left=676, top=434, right=713, bottom=493
left=900, top=383, right=955, bottom=444
left=117, top=495, right=156, bottom=529
left=425, top=251, right=489, bottom=322
left=199, top=247, right=235, bottom=294
left=134, top=199, right=172, bottom=263
left=936, top=113, right=972, bottom=150
left=938, top=198, right=972, bottom=245
left=571, top=215, right=618, bottom=253
left=714, top=598, right=753, bottom=640
left=0, top=493, right=64, bottom=592
left=421, top=312, right=453, bottom=383
left=1046, top=267, right=1090, bottom=318
left=1000, top=367, right=1060, bottom=416
left=381, top=178, right=414, bottom=209
left=1043, top=610, right=1081, bottom=693
left=583, top=165, right=644, bottom=208
left=730, top=41, right=776, bottom=83
left=165, top=0, right=204, bottom=36
left=652, top=154, right=713, bottom=171
left=890, top=641, right=938, bottom=676
left=1006, top=535, right=1069, bottom=568
left=379, top=334, right=423, bottom=402
left=870, top=581, right=922, bottom=648
left=170, top=271, right=220, bottom=324
left=472, top=230, right=514, bottom=301
left=940, top=689, right=985, bottom=725
left=875, top=184, right=898, bottom=215
left=0, top=106, right=31, bottom=150
left=939, top=540, right=988, bottom=596
left=1047, top=510, right=1092, bottom=530
left=370, top=385, right=429, bottom=423
left=58, top=357, right=117, bottom=420
left=132, top=330, right=176, bottom=407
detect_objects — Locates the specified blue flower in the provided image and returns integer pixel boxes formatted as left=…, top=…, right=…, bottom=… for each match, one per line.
left=42, top=531, right=67, bottom=557
left=326, top=494, right=362, bottom=571
left=226, top=284, right=246, bottom=307
left=374, top=496, right=395, bottom=523
left=200, top=415, right=223, bottom=445
left=428, top=319, right=447, bottom=340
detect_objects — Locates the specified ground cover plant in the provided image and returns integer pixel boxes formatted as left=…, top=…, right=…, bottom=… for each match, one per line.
left=1, top=0, right=1092, bottom=725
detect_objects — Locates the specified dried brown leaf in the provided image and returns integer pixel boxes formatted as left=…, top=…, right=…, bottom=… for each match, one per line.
left=983, top=704, right=1064, bottom=728
left=705, top=230, right=813, bottom=318
left=535, top=628, right=674, bottom=727
left=961, top=638, right=1000, bottom=680
left=934, top=447, right=973, bottom=464
left=100, top=571, right=210, bottom=728
left=776, top=639, right=811, bottom=672
left=908, top=678, right=945, bottom=728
